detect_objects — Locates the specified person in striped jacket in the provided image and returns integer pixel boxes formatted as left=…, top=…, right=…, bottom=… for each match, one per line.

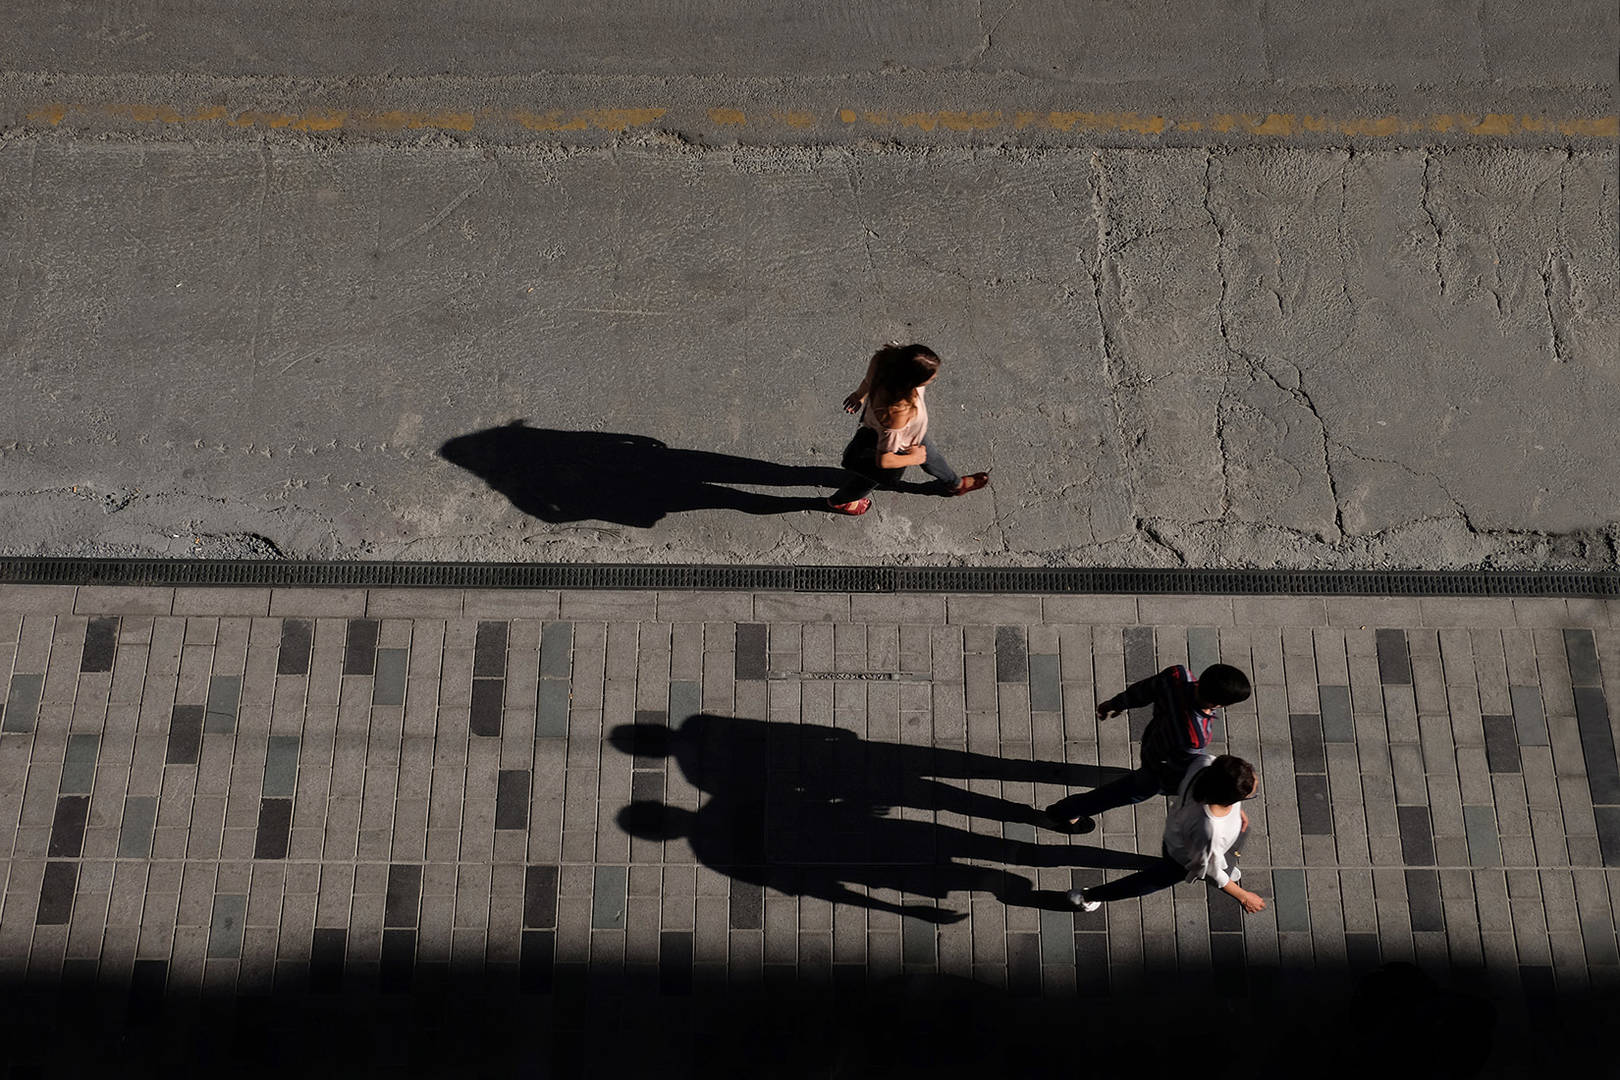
left=1043, top=663, right=1252, bottom=834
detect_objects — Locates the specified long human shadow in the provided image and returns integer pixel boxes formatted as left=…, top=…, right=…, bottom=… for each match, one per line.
left=612, top=713, right=1151, bottom=920
left=438, top=421, right=851, bottom=527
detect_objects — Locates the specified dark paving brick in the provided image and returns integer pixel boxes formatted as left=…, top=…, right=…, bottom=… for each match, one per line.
left=117, top=796, right=157, bottom=858
left=903, top=914, right=937, bottom=966
left=2, top=672, right=43, bottom=733
left=1272, top=869, right=1309, bottom=931
left=1029, top=653, right=1061, bottom=711
left=129, top=959, right=167, bottom=1015
left=1295, top=774, right=1333, bottom=836
left=1397, top=805, right=1437, bottom=865
left=48, top=795, right=89, bottom=857
left=60, top=734, right=98, bottom=794
left=1595, top=808, right=1620, bottom=868
left=630, top=770, right=664, bottom=803
left=81, top=616, right=119, bottom=672
left=495, top=769, right=530, bottom=829
left=310, top=928, right=347, bottom=992
left=1207, top=881, right=1244, bottom=932
left=277, top=619, right=313, bottom=675
left=1074, top=932, right=1108, bottom=995
left=203, top=674, right=241, bottom=733
left=1290, top=714, right=1326, bottom=772
left=342, top=618, right=380, bottom=676
left=730, top=879, right=763, bottom=930
left=165, top=705, right=204, bottom=765
left=660, top=932, right=694, bottom=995
left=470, top=677, right=504, bottom=737
left=994, top=626, right=1027, bottom=683
left=735, top=624, right=768, bottom=680
left=536, top=679, right=570, bottom=737
left=1405, top=870, right=1444, bottom=931
left=1375, top=629, right=1412, bottom=685
left=36, top=861, right=77, bottom=925
left=1573, top=687, right=1620, bottom=805
left=263, top=736, right=299, bottom=798
left=380, top=928, right=416, bottom=993
left=520, top=930, right=555, bottom=994
left=539, top=622, right=572, bottom=678
left=1464, top=806, right=1502, bottom=866
left=1123, top=626, right=1156, bottom=684
left=472, top=621, right=507, bottom=678
left=253, top=797, right=292, bottom=859
left=591, top=866, right=627, bottom=929
left=1345, top=932, right=1381, bottom=972
left=1482, top=714, right=1522, bottom=773
left=385, top=865, right=423, bottom=928
left=1007, top=932, right=1041, bottom=996
left=1564, top=628, right=1602, bottom=686
left=373, top=648, right=408, bottom=706
left=1511, top=685, right=1549, bottom=746
left=1319, top=685, right=1354, bottom=742
left=523, top=866, right=558, bottom=929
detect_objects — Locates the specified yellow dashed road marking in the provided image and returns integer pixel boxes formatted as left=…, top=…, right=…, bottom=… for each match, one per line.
left=18, top=103, right=1617, bottom=140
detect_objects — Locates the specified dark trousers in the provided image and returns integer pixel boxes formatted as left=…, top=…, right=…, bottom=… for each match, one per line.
left=828, top=426, right=960, bottom=504
left=1046, top=753, right=1186, bottom=821
left=1088, top=827, right=1248, bottom=903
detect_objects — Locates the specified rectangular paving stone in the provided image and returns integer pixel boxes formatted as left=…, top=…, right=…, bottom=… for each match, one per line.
left=207, top=895, right=247, bottom=959
left=277, top=620, right=313, bottom=675
left=373, top=648, right=408, bottom=707
left=536, top=679, right=570, bottom=738
left=3, top=673, right=43, bottom=733
left=81, top=616, right=119, bottom=673
left=1565, top=629, right=1602, bottom=686
left=380, top=928, right=415, bottom=992
left=1482, top=714, right=1522, bottom=773
left=735, top=624, right=768, bottom=680
left=1271, top=869, right=1308, bottom=931
left=1375, top=629, right=1412, bottom=685
left=474, top=621, right=509, bottom=678
left=48, top=795, right=89, bottom=857
left=902, top=914, right=936, bottom=966
left=668, top=679, right=701, bottom=725
left=994, top=626, right=1028, bottom=683
left=1186, top=627, right=1221, bottom=676
left=253, top=798, right=292, bottom=859
left=309, top=928, right=346, bottom=992
left=524, top=866, right=559, bottom=929
left=496, top=770, right=530, bottom=830
left=470, top=678, right=504, bottom=737
left=1405, top=870, right=1444, bottom=931
left=1595, top=808, right=1620, bottom=867
left=60, top=734, right=98, bottom=794
left=263, top=735, right=300, bottom=798
left=1028, top=653, right=1061, bottom=712
left=1397, top=805, right=1437, bottom=865
left=117, top=795, right=157, bottom=858
left=1123, top=626, right=1156, bottom=685
left=1319, top=686, right=1354, bottom=742
left=203, top=674, right=241, bottom=734
left=385, top=865, right=423, bottom=928
left=730, top=880, right=763, bottom=930
left=37, top=862, right=77, bottom=925
left=591, top=866, right=627, bottom=930
left=539, top=622, right=572, bottom=678
left=165, top=705, right=203, bottom=765
left=342, top=619, right=380, bottom=676
left=1464, top=805, right=1503, bottom=866
left=1290, top=714, right=1326, bottom=772
left=1511, top=685, right=1549, bottom=746
left=1295, top=775, right=1333, bottom=836
left=1573, top=687, right=1620, bottom=805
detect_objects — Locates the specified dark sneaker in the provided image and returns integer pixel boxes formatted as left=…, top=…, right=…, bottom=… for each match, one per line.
left=1043, top=806, right=1096, bottom=834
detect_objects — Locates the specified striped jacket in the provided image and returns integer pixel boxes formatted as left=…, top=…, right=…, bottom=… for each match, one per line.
left=1100, top=665, right=1217, bottom=767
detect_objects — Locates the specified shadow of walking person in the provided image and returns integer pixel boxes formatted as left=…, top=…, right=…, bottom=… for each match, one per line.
left=612, top=713, right=1151, bottom=920
left=438, top=421, right=849, bottom=527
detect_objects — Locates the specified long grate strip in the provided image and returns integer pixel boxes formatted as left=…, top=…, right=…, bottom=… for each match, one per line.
left=0, top=558, right=1614, bottom=597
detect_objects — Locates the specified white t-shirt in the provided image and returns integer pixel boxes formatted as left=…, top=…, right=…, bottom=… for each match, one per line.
left=1162, top=754, right=1245, bottom=888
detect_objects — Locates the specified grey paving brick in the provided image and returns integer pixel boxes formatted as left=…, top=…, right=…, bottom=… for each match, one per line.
left=1319, top=685, right=1353, bottom=742
left=1397, top=805, right=1436, bottom=866
left=1573, top=687, right=1620, bottom=805
left=1122, top=626, right=1156, bottom=687
left=994, top=626, right=1028, bottom=684
left=1295, top=774, right=1332, bottom=836
left=535, top=678, right=570, bottom=738
left=2, top=673, right=43, bottom=733
left=735, top=624, right=768, bottom=681
left=59, top=734, right=98, bottom=795
left=1270, top=869, right=1308, bottom=932
left=116, top=795, right=157, bottom=858
left=207, top=894, right=247, bottom=959
left=370, top=647, right=408, bottom=707
left=1463, top=805, right=1503, bottom=866
left=591, top=866, right=627, bottom=930
left=80, top=616, right=118, bottom=673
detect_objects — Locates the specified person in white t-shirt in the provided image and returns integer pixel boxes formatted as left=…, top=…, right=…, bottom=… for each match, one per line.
left=1068, top=754, right=1267, bottom=914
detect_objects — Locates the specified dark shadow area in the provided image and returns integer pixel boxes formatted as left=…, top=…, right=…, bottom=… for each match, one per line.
left=0, top=957, right=1604, bottom=1078
left=438, top=422, right=852, bottom=527
left=612, top=713, right=1146, bottom=917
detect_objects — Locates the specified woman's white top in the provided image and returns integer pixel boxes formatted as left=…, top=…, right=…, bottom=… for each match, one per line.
left=862, top=385, right=929, bottom=455
left=1162, top=754, right=1245, bottom=888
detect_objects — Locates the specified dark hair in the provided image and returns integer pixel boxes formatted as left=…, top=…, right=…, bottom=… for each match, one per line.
left=1191, top=755, right=1257, bottom=805
left=1197, top=663, right=1251, bottom=706
left=871, top=344, right=941, bottom=407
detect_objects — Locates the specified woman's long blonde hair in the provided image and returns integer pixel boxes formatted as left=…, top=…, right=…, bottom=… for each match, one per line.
left=868, top=344, right=940, bottom=427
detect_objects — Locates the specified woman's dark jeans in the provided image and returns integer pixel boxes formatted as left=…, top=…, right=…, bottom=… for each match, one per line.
left=1086, top=827, right=1249, bottom=903
left=828, top=427, right=960, bottom=504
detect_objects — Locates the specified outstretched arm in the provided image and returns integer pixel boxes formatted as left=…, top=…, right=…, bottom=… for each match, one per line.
left=1095, top=670, right=1164, bottom=719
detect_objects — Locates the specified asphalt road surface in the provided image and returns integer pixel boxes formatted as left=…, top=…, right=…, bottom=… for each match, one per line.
left=2, top=2, right=1616, bottom=569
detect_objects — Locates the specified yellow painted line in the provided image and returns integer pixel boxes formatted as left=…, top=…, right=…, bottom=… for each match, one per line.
left=17, top=102, right=1617, bottom=139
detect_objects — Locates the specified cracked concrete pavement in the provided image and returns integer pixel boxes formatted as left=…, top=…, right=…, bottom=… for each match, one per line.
left=0, top=2, right=1616, bottom=569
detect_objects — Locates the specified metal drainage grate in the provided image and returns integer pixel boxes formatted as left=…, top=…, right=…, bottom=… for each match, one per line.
left=0, top=558, right=1614, bottom=597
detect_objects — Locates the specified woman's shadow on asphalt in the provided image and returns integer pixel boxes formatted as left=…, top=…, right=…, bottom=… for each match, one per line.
left=438, top=421, right=851, bottom=528
left=612, top=713, right=1157, bottom=921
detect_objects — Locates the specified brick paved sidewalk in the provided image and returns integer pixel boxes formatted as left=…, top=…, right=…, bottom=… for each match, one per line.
left=0, top=584, right=1616, bottom=1077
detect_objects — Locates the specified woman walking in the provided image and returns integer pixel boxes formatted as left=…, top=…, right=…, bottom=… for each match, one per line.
left=1069, top=754, right=1267, bottom=915
left=828, top=343, right=990, bottom=515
